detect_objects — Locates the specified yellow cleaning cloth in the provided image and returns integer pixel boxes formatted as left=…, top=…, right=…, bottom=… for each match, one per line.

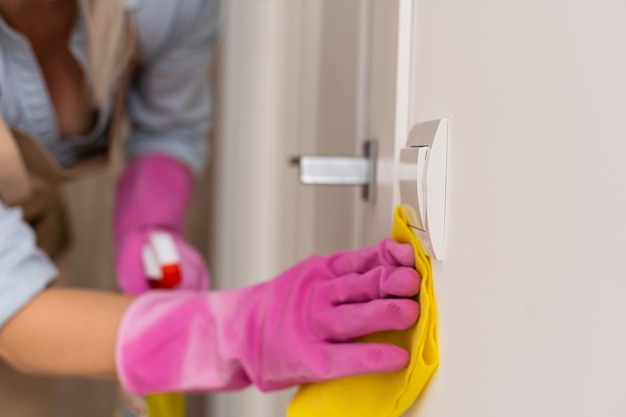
left=287, top=206, right=439, bottom=417
left=146, top=393, right=185, bottom=417
left=113, top=390, right=185, bottom=417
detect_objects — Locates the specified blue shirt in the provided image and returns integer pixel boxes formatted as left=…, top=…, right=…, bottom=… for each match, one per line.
left=0, top=0, right=219, bottom=327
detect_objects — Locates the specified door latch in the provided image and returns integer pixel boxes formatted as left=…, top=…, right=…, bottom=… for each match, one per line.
left=290, top=140, right=378, bottom=202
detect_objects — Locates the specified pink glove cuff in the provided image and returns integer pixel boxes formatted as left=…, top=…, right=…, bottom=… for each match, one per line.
left=117, top=291, right=252, bottom=395
left=114, top=153, right=193, bottom=244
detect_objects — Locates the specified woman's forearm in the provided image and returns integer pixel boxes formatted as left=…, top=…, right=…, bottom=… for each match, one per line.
left=0, top=288, right=133, bottom=379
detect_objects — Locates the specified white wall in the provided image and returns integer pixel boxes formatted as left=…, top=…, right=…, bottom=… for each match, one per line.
left=406, top=1, right=626, bottom=416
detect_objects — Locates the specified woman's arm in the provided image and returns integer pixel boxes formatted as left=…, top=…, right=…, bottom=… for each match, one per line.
left=0, top=240, right=420, bottom=396
left=0, top=288, right=132, bottom=379
left=124, top=0, right=219, bottom=173
left=114, top=0, right=219, bottom=295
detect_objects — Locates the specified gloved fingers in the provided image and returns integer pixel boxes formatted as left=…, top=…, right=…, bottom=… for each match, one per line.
left=116, top=232, right=152, bottom=296
left=174, top=237, right=211, bottom=291
left=314, top=299, right=419, bottom=341
left=316, top=343, right=410, bottom=380
left=328, top=239, right=414, bottom=275
left=321, top=266, right=420, bottom=305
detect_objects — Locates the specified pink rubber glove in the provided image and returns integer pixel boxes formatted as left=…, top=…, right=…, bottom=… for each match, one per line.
left=114, top=153, right=209, bottom=295
left=117, top=239, right=421, bottom=394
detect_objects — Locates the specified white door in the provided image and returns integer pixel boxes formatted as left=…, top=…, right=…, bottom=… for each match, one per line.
left=359, top=0, right=415, bottom=243
left=208, top=1, right=371, bottom=415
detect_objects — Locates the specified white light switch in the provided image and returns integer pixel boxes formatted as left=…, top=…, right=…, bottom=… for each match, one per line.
left=399, top=119, right=448, bottom=260
left=398, top=147, right=428, bottom=231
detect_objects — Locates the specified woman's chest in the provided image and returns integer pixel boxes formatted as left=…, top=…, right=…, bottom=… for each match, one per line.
left=30, top=36, right=97, bottom=138
left=4, top=2, right=97, bottom=139
left=0, top=26, right=113, bottom=168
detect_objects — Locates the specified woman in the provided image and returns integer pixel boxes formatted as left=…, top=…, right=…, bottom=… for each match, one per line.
left=0, top=0, right=422, bottom=413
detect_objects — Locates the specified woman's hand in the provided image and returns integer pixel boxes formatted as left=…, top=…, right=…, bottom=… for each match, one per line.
left=117, top=238, right=421, bottom=394
left=116, top=230, right=209, bottom=294
left=114, top=153, right=210, bottom=295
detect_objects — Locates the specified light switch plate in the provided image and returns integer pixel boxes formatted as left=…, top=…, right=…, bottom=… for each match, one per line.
left=399, top=119, right=448, bottom=260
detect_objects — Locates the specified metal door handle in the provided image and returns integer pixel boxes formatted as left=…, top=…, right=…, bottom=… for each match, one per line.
left=290, top=140, right=377, bottom=202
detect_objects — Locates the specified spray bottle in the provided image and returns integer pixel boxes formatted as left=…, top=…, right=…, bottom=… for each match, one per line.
left=114, top=232, right=186, bottom=417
